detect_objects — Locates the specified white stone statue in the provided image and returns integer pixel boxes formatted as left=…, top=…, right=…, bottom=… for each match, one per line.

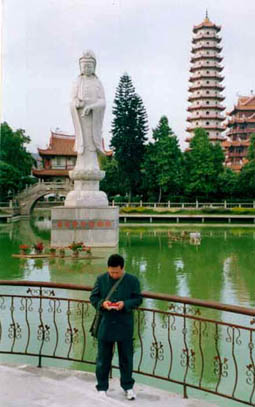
left=65, top=51, right=109, bottom=207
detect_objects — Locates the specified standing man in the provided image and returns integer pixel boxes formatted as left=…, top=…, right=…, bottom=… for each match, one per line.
left=90, top=254, right=142, bottom=400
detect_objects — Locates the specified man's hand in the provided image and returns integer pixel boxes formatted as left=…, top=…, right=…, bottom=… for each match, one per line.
left=102, top=301, right=112, bottom=310
left=102, top=301, right=124, bottom=311
left=115, top=301, right=124, bottom=311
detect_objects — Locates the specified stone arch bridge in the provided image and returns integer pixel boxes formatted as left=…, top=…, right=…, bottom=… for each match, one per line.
left=16, top=181, right=73, bottom=216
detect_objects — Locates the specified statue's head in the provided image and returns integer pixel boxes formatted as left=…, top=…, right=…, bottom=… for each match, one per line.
left=79, top=50, right=96, bottom=76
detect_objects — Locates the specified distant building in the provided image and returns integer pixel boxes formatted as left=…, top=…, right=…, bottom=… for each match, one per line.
left=32, top=131, right=77, bottom=181
left=186, top=13, right=225, bottom=145
left=222, top=95, right=255, bottom=172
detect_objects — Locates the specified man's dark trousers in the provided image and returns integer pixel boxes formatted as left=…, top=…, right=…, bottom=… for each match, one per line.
left=96, top=339, right=135, bottom=391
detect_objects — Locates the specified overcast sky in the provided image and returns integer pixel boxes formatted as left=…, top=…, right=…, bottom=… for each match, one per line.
left=1, top=0, right=255, bottom=152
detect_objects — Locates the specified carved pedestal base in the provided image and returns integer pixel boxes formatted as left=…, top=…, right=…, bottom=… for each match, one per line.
left=51, top=206, right=119, bottom=247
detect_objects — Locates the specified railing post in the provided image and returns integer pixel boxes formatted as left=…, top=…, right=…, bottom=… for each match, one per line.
left=140, top=200, right=143, bottom=207
left=253, top=201, right=255, bottom=209
left=224, top=200, right=227, bottom=209
left=196, top=200, right=198, bottom=209
left=168, top=201, right=170, bottom=208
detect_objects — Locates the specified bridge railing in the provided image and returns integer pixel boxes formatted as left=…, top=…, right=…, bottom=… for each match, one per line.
left=0, top=280, right=254, bottom=405
left=110, top=201, right=255, bottom=209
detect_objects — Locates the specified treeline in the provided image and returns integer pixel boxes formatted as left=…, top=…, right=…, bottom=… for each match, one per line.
left=101, top=73, right=255, bottom=202
left=0, top=122, right=36, bottom=200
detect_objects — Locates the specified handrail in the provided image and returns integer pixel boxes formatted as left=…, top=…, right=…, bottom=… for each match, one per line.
left=0, top=280, right=255, bottom=316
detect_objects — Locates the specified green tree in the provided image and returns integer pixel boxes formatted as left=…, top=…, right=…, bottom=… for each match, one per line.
left=142, top=116, right=183, bottom=201
left=238, top=133, right=255, bottom=197
left=184, top=128, right=225, bottom=199
left=100, top=156, right=123, bottom=198
left=0, top=122, right=36, bottom=199
left=217, top=168, right=238, bottom=198
left=110, top=74, right=148, bottom=200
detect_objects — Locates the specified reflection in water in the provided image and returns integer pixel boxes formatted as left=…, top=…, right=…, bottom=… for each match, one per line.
left=0, top=216, right=255, bottom=308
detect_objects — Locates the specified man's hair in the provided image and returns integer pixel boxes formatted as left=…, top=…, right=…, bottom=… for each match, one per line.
left=107, top=254, right=124, bottom=269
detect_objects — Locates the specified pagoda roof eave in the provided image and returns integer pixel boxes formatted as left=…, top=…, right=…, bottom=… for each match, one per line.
left=32, top=169, right=70, bottom=177
left=38, top=148, right=77, bottom=156
left=193, top=19, right=221, bottom=33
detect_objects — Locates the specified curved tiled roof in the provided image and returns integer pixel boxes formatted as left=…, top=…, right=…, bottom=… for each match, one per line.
left=38, top=132, right=77, bottom=156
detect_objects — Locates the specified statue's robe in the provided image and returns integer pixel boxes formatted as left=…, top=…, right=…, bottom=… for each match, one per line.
left=71, top=74, right=106, bottom=155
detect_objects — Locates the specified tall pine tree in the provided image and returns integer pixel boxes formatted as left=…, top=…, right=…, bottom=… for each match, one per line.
left=110, top=74, right=148, bottom=200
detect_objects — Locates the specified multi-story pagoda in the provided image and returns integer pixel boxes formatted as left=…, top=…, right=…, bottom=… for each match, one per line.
left=222, top=95, right=255, bottom=172
left=186, top=12, right=225, bottom=145
left=32, top=131, right=77, bottom=182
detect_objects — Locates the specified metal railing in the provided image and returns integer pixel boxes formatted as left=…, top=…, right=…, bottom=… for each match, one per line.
left=0, top=280, right=255, bottom=405
left=110, top=201, right=255, bottom=209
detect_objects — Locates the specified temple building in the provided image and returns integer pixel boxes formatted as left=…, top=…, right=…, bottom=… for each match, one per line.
left=222, top=95, right=255, bottom=171
left=32, top=131, right=76, bottom=182
left=186, top=13, right=225, bottom=145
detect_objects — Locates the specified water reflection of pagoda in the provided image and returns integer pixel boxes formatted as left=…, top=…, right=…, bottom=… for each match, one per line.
left=186, top=12, right=225, bottom=145
left=222, top=95, right=255, bottom=172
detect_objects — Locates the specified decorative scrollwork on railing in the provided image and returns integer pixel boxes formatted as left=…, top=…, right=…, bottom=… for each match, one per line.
left=168, top=302, right=201, bottom=317
left=180, top=348, right=195, bottom=370
left=27, top=288, right=55, bottom=297
left=65, top=327, right=79, bottom=344
left=161, top=314, right=168, bottom=329
left=48, top=298, right=62, bottom=314
left=20, top=297, right=33, bottom=312
left=214, top=356, right=228, bottom=378
left=246, top=364, right=255, bottom=385
left=8, top=322, right=22, bottom=340
left=150, top=341, right=164, bottom=361
left=0, top=296, right=6, bottom=310
left=37, top=324, right=50, bottom=342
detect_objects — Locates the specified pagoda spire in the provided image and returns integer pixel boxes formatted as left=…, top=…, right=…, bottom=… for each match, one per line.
left=186, top=16, right=226, bottom=145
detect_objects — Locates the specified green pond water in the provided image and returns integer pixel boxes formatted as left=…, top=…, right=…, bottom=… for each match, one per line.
left=1, top=211, right=255, bottom=406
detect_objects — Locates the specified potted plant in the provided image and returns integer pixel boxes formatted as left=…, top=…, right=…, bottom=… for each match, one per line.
left=19, top=244, right=30, bottom=255
left=49, top=247, right=56, bottom=257
left=82, top=245, right=92, bottom=256
left=59, top=248, right=65, bottom=258
left=68, top=241, right=83, bottom=258
left=33, top=242, right=44, bottom=255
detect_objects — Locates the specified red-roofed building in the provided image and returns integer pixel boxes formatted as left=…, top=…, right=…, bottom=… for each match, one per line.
left=222, top=95, right=255, bottom=171
left=32, top=131, right=77, bottom=181
left=186, top=13, right=226, bottom=145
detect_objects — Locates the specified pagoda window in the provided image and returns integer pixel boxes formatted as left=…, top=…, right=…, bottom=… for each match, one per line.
left=206, top=101, right=210, bottom=104
left=206, top=91, right=210, bottom=94
left=207, top=71, right=209, bottom=74
left=196, top=122, right=199, bottom=125
left=206, top=122, right=210, bottom=125
left=206, top=111, right=209, bottom=115
left=206, top=81, right=210, bottom=84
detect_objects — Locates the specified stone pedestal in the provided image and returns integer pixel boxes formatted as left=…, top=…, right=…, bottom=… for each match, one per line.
left=51, top=206, right=119, bottom=247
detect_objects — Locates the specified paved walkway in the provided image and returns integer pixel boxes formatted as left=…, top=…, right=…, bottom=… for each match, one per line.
left=0, top=364, right=220, bottom=407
